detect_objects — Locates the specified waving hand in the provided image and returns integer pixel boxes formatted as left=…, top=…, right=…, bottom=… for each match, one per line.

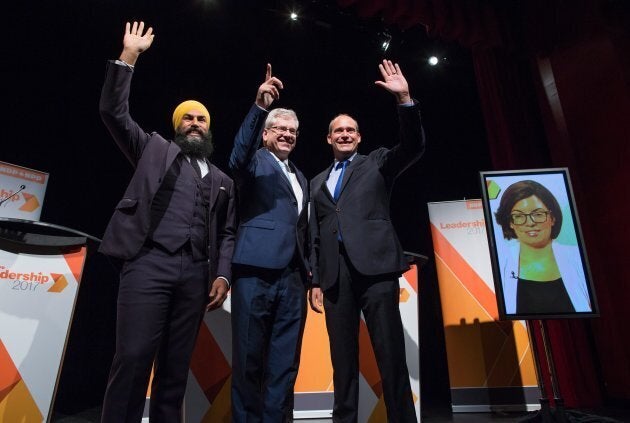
left=119, top=21, right=155, bottom=66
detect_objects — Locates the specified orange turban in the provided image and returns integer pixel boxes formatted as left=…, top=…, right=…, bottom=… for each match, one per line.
left=172, top=100, right=211, bottom=130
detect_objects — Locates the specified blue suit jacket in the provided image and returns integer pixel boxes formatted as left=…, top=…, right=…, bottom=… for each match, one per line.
left=229, top=105, right=310, bottom=272
left=98, top=61, right=236, bottom=282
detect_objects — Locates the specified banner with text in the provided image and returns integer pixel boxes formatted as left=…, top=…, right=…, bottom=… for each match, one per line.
left=0, top=245, right=86, bottom=422
left=428, top=200, right=540, bottom=412
left=0, top=161, right=49, bottom=221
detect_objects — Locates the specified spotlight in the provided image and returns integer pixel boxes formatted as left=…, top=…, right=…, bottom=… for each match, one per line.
left=428, top=56, right=439, bottom=66
left=379, top=32, right=392, bottom=52
left=290, top=12, right=298, bottom=21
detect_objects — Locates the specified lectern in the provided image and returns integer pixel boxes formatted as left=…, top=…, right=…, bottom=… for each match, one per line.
left=0, top=218, right=100, bottom=422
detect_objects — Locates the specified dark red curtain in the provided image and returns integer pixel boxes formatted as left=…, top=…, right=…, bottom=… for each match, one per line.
left=336, top=0, right=630, bottom=406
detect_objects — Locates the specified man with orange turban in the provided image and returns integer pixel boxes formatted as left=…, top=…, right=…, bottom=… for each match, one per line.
left=98, top=21, right=235, bottom=423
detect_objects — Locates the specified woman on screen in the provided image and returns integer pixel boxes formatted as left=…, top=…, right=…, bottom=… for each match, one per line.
left=494, top=180, right=591, bottom=315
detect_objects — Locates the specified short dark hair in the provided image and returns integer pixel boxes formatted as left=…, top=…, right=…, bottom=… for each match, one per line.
left=494, top=180, right=563, bottom=240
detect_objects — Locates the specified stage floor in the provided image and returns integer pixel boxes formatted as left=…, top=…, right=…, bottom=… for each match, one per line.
left=51, top=405, right=630, bottom=422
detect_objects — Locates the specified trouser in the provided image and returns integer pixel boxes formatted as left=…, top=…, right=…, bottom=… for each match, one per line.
left=101, top=245, right=208, bottom=423
left=323, top=244, right=417, bottom=423
left=231, top=263, right=307, bottom=423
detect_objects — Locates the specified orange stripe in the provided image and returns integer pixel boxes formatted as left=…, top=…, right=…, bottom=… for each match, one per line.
left=358, top=320, right=382, bottom=396
left=0, top=162, right=47, bottom=184
left=0, top=340, right=21, bottom=402
left=430, top=223, right=498, bottom=319
left=63, top=246, right=87, bottom=285
left=402, top=265, right=418, bottom=293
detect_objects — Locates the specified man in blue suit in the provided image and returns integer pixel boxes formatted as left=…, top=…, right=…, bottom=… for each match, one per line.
left=229, top=65, right=310, bottom=422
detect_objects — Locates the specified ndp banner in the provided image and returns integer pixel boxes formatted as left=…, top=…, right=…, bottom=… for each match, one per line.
left=0, top=246, right=86, bottom=422
left=428, top=200, right=540, bottom=412
left=184, top=266, right=421, bottom=421
left=0, top=161, right=49, bottom=221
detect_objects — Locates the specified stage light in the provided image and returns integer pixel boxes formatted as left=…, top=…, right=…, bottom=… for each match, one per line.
left=379, top=32, right=392, bottom=52
left=428, top=56, right=439, bottom=66
left=290, top=12, right=298, bottom=21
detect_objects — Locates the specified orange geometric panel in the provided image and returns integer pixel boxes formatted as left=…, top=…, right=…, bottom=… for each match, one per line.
left=189, top=324, right=231, bottom=403
left=63, top=247, right=87, bottom=285
left=295, top=306, right=333, bottom=391
left=0, top=340, right=21, bottom=403
left=0, top=340, right=42, bottom=421
left=358, top=321, right=382, bottom=397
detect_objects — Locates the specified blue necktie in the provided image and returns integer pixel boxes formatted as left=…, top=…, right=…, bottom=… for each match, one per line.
left=333, top=160, right=348, bottom=201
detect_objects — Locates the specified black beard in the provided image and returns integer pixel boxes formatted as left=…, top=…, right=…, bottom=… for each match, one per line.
left=173, top=130, right=214, bottom=159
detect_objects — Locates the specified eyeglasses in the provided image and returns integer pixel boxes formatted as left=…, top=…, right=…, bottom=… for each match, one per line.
left=510, top=211, right=551, bottom=225
left=268, top=126, right=298, bottom=137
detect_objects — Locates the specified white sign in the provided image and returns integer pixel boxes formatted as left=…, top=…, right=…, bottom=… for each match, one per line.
left=0, top=246, right=86, bottom=421
left=0, top=161, right=49, bottom=221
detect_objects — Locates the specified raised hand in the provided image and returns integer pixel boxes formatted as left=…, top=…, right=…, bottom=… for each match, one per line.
left=119, top=21, right=155, bottom=66
left=255, top=63, right=284, bottom=109
left=374, top=59, right=412, bottom=104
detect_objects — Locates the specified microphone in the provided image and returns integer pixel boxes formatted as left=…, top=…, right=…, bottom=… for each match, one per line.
left=510, top=271, right=518, bottom=279
left=0, top=185, right=26, bottom=206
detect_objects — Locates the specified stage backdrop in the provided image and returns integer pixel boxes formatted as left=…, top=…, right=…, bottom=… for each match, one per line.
left=183, top=266, right=421, bottom=421
left=428, top=200, right=540, bottom=412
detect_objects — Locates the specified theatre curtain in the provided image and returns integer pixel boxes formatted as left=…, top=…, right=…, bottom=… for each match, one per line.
left=337, top=0, right=630, bottom=406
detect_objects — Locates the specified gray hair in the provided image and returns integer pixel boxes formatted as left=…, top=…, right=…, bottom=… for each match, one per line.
left=265, top=108, right=299, bottom=129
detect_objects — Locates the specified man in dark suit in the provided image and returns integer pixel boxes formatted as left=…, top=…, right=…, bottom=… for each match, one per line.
left=309, top=60, right=425, bottom=423
left=98, top=22, right=235, bottom=423
left=229, top=65, right=310, bottom=422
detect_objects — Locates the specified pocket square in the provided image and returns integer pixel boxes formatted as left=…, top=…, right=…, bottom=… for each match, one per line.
left=219, top=186, right=227, bottom=191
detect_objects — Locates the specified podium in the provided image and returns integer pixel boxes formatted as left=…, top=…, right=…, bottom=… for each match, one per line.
left=0, top=218, right=100, bottom=422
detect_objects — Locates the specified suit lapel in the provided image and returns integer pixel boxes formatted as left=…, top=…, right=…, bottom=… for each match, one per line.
left=206, top=161, right=220, bottom=209
left=291, top=161, right=308, bottom=210
left=337, top=155, right=365, bottom=200
left=261, top=149, right=295, bottom=197
left=317, top=165, right=334, bottom=203
left=164, top=141, right=181, bottom=176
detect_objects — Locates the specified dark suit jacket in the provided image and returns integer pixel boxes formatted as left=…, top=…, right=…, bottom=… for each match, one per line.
left=310, top=103, right=425, bottom=290
left=229, top=105, right=310, bottom=272
left=98, top=61, right=236, bottom=282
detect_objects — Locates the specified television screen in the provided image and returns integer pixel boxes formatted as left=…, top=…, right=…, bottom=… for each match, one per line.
left=479, top=168, right=598, bottom=320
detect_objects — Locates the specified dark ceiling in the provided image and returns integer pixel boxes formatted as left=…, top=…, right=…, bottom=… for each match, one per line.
left=4, top=0, right=491, bottom=255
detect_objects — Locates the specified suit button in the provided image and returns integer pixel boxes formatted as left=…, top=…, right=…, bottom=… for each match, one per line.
left=335, top=208, right=340, bottom=212
left=332, top=229, right=338, bottom=234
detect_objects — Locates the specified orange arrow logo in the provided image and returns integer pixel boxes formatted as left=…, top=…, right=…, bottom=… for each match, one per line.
left=19, top=192, right=40, bottom=212
left=48, top=273, right=68, bottom=293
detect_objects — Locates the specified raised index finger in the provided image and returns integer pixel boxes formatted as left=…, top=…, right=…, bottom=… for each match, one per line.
left=265, top=63, right=272, bottom=81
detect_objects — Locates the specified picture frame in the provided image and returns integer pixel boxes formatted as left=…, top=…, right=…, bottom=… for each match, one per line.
left=479, top=168, right=598, bottom=320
